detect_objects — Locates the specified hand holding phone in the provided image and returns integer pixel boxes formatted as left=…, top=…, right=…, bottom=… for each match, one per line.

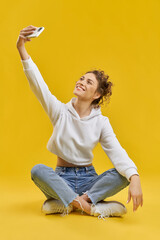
left=17, top=25, right=37, bottom=48
left=26, top=27, right=45, bottom=38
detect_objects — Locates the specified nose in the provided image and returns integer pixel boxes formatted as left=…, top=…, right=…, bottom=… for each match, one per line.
left=76, top=82, right=84, bottom=87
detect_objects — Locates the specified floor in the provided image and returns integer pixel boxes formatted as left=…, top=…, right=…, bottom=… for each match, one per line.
left=0, top=174, right=159, bottom=240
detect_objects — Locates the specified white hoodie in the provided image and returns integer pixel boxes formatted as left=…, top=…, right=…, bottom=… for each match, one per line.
left=21, top=56, right=139, bottom=181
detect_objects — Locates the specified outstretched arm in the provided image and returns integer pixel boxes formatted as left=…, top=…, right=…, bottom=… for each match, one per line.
left=16, top=25, right=35, bottom=60
left=16, top=25, right=64, bottom=126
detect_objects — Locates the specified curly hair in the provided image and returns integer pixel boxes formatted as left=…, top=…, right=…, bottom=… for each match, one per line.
left=85, top=69, right=114, bottom=109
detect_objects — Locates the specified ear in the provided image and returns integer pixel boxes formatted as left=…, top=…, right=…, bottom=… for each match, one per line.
left=93, top=91, right=101, bottom=100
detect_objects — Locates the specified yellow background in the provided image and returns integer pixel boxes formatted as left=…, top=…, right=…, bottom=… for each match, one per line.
left=0, top=0, right=160, bottom=239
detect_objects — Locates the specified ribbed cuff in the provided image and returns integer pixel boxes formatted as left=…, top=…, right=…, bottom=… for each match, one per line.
left=125, top=168, right=139, bottom=182
left=21, top=56, right=33, bottom=69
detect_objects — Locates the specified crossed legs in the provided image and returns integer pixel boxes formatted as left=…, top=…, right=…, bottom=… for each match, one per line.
left=70, top=169, right=130, bottom=215
left=71, top=193, right=92, bottom=215
left=31, top=164, right=129, bottom=216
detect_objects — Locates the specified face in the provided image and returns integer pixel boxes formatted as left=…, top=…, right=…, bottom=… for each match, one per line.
left=73, top=73, right=101, bottom=102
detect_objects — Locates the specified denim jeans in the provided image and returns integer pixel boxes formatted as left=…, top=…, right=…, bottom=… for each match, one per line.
left=31, top=164, right=130, bottom=208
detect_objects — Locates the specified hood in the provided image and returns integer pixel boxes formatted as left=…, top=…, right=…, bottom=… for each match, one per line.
left=65, top=97, right=102, bottom=121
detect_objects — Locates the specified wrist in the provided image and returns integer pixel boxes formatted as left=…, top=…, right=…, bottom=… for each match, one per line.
left=129, top=174, right=139, bottom=181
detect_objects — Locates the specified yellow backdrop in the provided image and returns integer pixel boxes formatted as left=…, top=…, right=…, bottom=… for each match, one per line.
left=0, top=0, right=160, bottom=239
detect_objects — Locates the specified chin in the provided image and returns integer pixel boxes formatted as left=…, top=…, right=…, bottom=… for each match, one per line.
left=73, top=89, right=85, bottom=99
left=73, top=89, right=79, bottom=97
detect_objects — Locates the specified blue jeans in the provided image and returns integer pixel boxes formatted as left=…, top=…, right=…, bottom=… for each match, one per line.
left=31, top=164, right=130, bottom=208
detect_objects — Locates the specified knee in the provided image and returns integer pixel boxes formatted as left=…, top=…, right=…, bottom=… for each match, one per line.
left=111, top=168, right=130, bottom=188
left=31, top=163, right=46, bottom=180
left=118, top=172, right=130, bottom=188
left=121, top=176, right=130, bottom=188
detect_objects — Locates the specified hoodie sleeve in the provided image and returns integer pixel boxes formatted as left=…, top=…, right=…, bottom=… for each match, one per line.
left=21, top=56, right=63, bottom=126
left=99, top=117, right=139, bottom=181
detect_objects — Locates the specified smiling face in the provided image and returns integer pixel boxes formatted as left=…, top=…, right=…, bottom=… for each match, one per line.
left=73, top=73, right=101, bottom=103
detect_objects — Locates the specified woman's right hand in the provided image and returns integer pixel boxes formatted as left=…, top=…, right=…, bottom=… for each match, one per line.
left=16, top=25, right=37, bottom=48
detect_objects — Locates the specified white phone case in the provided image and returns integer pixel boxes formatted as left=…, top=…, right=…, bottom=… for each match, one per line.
left=27, top=27, right=45, bottom=38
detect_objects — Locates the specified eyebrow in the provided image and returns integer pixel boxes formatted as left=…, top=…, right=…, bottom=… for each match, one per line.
left=81, top=75, right=94, bottom=83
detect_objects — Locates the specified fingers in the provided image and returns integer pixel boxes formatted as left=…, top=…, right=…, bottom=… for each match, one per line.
left=127, top=190, right=131, bottom=204
left=132, top=194, right=143, bottom=212
left=141, top=194, right=143, bottom=207
left=20, top=25, right=37, bottom=37
left=133, top=196, right=138, bottom=211
left=23, top=26, right=37, bottom=32
left=17, top=26, right=36, bottom=47
left=128, top=176, right=143, bottom=212
left=20, top=29, right=36, bottom=35
left=20, top=31, right=34, bottom=36
left=23, top=25, right=37, bottom=30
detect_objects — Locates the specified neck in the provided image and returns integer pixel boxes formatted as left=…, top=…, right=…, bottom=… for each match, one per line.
left=73, top=98, right=93, bottom=118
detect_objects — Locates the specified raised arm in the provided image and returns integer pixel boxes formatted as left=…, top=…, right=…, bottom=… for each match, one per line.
left=16, top=25, right=64, bottom=126
left=16, top=25, right=34, bottom=60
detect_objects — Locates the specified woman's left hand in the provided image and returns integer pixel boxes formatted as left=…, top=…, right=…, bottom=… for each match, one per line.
left=127, top=174, right=143, bottom=211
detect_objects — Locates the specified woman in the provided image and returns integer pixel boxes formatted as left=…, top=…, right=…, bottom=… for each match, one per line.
left=16, top=25, right=143, bottom=220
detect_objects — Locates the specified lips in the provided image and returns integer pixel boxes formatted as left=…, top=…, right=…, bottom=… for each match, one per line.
left=76, top=85, right=85, bottom=91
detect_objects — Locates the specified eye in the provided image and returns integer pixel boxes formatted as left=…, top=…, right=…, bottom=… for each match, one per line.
left=79, top=77, right=92, bottom=85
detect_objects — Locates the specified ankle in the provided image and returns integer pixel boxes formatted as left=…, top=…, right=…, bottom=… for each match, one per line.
left=80, top=194, right=92, bottom=203
left=71, top=196, right=92, bottom=215
left=72, top=205, right=78, bottom=211
left=71, top=196, right=82, bottom=209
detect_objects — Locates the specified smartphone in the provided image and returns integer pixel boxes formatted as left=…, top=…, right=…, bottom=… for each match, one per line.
left=26, top=27, right=45, bottom=38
